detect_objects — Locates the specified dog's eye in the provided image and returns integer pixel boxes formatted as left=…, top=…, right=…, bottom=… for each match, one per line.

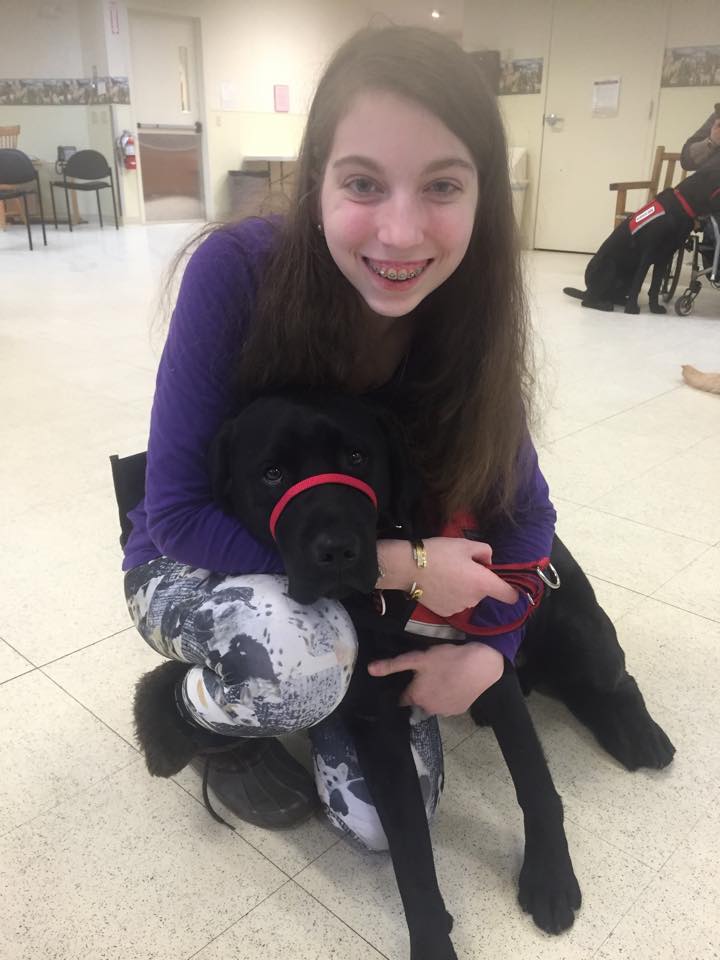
left=263, top=466, right=283, bottom=484
left=348, top=450, right=367, bottom=466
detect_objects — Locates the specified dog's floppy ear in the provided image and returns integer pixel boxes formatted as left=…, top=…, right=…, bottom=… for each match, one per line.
left=207, top=418, right=237, bottom=513
left=372, top=408, right=421, bottom=534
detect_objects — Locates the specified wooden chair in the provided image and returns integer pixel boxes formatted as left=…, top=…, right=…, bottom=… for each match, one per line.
left=0, top=125, right=20, bottom=148
left=609, top=145, right=687, bottom=228
left=0, top=125, right=21, bottom=229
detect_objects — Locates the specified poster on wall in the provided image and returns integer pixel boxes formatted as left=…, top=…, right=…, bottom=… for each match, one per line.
left=499, top=58, right=543, bottom=95
left=592, top=77, right=621, bottom=117
left=661, top=46, right=720, bottom=87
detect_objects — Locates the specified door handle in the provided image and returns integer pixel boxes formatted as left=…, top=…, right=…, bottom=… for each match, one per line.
left=543, top=113, right=564, bottom=127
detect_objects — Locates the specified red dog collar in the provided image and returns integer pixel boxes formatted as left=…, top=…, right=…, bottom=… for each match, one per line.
left=269, top=473, right=378, bottom=540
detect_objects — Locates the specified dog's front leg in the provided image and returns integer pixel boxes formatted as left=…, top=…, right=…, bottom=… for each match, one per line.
left=624, top=251, right=654, bottom=313
left=349, top=709, right=457, bottom=960
left=478, top=660, right=581, bottom=934
left=647, top=254, right=671, bottom=314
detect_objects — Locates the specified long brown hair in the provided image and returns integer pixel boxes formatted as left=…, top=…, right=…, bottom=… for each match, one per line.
left=242, top=27, right=534, bottom=522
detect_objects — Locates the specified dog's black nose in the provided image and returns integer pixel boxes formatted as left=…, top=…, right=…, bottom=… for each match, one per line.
left=311, top=532, right=361, bottom=569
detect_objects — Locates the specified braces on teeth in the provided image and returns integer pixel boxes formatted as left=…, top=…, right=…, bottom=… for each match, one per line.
left=369, top=262, right=426, bottom=280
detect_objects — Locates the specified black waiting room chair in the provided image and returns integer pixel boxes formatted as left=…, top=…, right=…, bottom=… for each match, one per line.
left=50, top=149, right=119, bottom=231
left=0, top=148, right=47, bottom=250
left=109, top=451, right=147, bottom=547
left=109, top=451, right=147, bottom=548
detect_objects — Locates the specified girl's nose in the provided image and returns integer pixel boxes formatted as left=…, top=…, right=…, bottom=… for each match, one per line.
left=375, top=195, right=425, bottom=249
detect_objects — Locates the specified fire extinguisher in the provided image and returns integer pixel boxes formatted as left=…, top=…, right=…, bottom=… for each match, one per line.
left=118, top=130, right=137, bottom=170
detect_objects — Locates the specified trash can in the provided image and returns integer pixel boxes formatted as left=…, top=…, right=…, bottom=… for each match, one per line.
left=508, top=147, right=529, bottom=228
left=228, top=169, right=269, bottom=219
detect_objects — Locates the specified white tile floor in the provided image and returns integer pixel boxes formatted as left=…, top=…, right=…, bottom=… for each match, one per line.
left=1, top=220, right=719, bottom=960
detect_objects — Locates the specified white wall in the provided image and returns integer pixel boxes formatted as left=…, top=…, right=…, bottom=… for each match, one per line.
left=1, top=0, right=84, bottom=77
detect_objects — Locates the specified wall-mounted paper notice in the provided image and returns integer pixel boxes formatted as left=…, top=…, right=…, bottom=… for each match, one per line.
left=592, top=77, right=620, bottom=117
left=274, top=84, right=290, bottom=112
left=220, top=82, right=239, bottom=111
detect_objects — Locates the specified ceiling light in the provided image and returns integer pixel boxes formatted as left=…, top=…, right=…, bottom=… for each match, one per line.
left=431, top=9, right=441, bottom=18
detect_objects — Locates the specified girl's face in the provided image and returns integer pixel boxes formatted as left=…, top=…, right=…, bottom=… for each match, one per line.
left=319, top=89, right=479, bottom=320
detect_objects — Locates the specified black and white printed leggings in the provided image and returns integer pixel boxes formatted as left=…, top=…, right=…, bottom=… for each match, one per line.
left=124, top=557, right=444, bottom=851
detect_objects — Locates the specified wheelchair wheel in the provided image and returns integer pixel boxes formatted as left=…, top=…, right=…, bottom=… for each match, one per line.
left=661, top=244, right=684, bottom=303
left=674, top=292, right=694, bottom=316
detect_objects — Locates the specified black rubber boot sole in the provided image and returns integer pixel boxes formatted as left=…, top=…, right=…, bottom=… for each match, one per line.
left=191, top=737, right=320, bottom=830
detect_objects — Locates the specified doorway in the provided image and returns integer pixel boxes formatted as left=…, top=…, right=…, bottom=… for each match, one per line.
left=534, top=0, right=669, bottom=252
left=128, top=10, right=205, bottom=222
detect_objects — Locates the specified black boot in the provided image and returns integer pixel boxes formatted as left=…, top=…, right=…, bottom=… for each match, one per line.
left=133, top=660, right=319, bottom=829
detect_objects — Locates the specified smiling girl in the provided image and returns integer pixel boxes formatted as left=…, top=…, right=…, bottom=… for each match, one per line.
left=123, top=26, right=553, bottom=848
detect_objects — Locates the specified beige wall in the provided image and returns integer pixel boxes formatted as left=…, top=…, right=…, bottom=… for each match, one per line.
left=654, top=0, right=720, bottom=160
left=463, top=0, right=553, bottom=247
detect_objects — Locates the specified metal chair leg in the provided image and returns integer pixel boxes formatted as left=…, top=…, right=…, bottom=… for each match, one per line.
left=22, top=193, right=33, bottom=250
left=64, top=180, right=73, bottom=232
left=110, top=174, right=119, bottom=229
left=50, top=183, right=58, bottom=229
left=35, top=175, right=47, bottom=246
left=96, top=189, right=104, bottom=228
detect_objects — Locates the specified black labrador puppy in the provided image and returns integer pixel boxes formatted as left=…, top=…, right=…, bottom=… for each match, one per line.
left=563, top=167, right=720, bottom=313
left=209, top=391, right=673, bottom=960
left=210, top=390, right=581, bottom=960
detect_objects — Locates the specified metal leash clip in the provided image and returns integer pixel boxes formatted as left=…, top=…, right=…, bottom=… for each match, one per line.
left=536, top=562, right=561, bottom=590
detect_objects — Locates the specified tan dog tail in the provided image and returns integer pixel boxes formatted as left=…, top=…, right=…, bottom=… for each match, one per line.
left=681, top=365, right=720, bottom=394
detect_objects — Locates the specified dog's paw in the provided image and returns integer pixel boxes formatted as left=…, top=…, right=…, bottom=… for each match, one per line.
left=518, top=848, right=581, bottom=935
left=624, top=303, right=641, bottom=314
left=409, top=911, right=456, bottom=960
left=597, top=688, right=675, bottom=770
left=582, top=299, right=615, bottom=312
left=649, top=303, right=667, bottom=314
left=410, top=940, right=458, bottom=960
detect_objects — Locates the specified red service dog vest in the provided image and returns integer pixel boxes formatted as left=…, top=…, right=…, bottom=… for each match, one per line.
left=628, top=199, right=666, bottom=235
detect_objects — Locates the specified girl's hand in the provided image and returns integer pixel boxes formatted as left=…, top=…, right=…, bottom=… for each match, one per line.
left=368, top=642, right=504, bottom=716
left=419, top=536, right=518, bottom=616
left=377, top=537, right=519, bottom=617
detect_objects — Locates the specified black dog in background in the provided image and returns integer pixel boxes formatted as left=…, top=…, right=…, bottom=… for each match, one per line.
left=563, top=167, right=720, bottom=313
left=209, top=391, right=674, bottom=960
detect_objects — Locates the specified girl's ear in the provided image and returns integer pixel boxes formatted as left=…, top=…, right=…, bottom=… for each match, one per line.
left=207, top=419, right=238, bottom=513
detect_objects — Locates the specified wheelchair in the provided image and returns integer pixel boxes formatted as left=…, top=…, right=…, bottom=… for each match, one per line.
left=672, top=216, right=720, bottom=316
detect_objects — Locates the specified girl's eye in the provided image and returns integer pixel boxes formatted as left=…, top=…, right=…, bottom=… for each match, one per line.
left=346, top=177, right=380, bottom=196
left=263, top=466, right=283, bottom=484
left=427, top=180, right=461, bottom=197
left=348, top=450, right=367, bottom=465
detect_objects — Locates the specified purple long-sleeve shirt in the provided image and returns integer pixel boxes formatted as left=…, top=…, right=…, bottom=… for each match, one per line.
left=123, top=217, right=556, bottom=660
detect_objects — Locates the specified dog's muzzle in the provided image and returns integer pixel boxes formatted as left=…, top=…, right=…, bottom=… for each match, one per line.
left=269, top=473, right=378, bottom=540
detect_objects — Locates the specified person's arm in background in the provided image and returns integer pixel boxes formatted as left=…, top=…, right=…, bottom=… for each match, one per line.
left=144, top=223, right=284, bottom=575
left=680, top=111, right=720, bottom=170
